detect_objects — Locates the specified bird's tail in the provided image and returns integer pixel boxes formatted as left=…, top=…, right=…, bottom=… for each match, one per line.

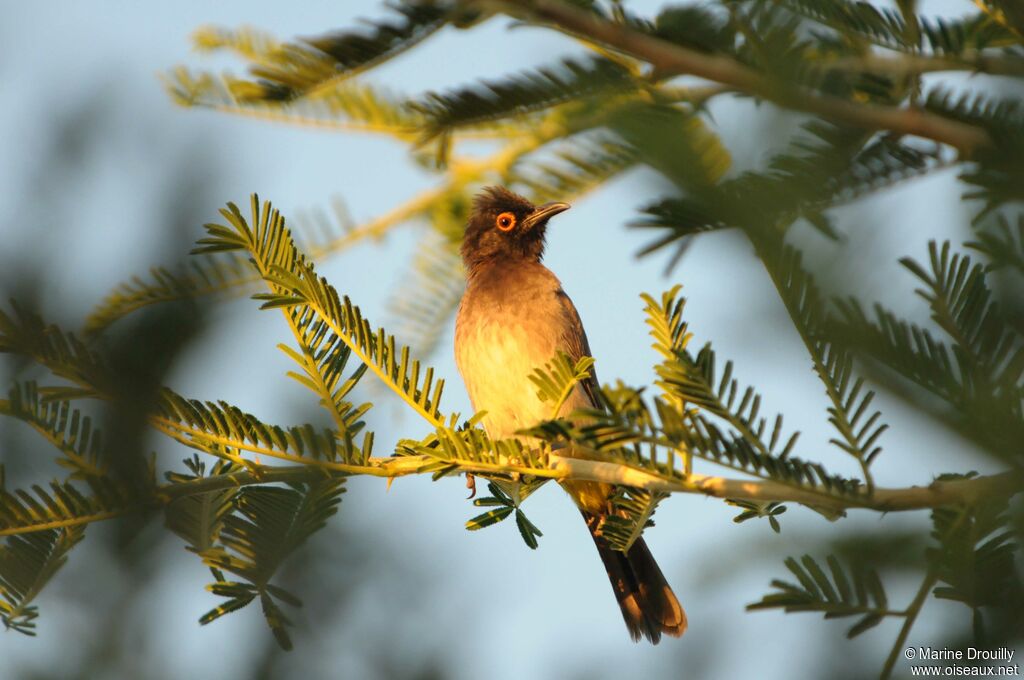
left=586, top=515, right=687, bottom=643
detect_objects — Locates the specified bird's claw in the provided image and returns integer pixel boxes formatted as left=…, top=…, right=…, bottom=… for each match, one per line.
left=466, top=472, right=477, bottom=499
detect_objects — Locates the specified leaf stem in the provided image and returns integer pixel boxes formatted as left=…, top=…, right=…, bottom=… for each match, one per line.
left=881, top=570, right=938, bottom=680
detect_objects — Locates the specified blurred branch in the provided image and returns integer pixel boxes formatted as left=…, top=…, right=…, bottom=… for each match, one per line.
left=828, top=51, right=1024, bottom=78
left=488, top=0, right=995, bottom=156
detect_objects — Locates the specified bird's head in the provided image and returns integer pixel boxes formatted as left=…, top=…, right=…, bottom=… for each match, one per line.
left=461, top=186, right=570, bottom=272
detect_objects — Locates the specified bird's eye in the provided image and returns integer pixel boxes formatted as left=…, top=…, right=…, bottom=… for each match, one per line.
left=495, top=212, right=516, bottom=232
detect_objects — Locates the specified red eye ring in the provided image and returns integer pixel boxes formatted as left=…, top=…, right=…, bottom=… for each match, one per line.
left=495, top=212, right=516, bottom=231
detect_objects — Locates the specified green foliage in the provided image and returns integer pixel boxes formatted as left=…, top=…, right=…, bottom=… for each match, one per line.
left=1, top=383, right=106, bottom=479
left=967, top=214, right=1024, bottom=275
left=0, top=477, right=139, bottom=536
left=412, top=56, right=635, bottom=140
left=767, top=0, right=1015, bottom=54
left=157, top=389, right=360, bottom=465
left=643, top=287, right=801, bottom=462
left=653, top=5, right=736, bottom=54
left=923, top=87, right=1024, bottom=220
left=748, top=554, right=893, bottom=638
left=927, top=477, right=1022, bottom=622
left=386, top=231, right=465, bottom=359
left=729, top=499, right=787, bottom=533
left=598, top=487, right=669, bottom=552
left=0, top=528, right=84, bottom=635
left=514, top=136, right=638, bottom=207
left=165, top=455, right=240, bottom=581
left=753, top=238, right=888, bottom=490
left=193, top=479, right=346, bottom=649
left=398, top=415, right=549, bottom=472
left=84, top=254, right=253, bottom=335
left=527, top=376, right=863, bottom=502
left=465, top=481, right=545, bottom=550
left=529, top=350, right=597, bottom=419
left=835, top=241, right=1024, bottom=459
left=195, top=3, right=449, bottom=102
left=901, top=242, right=1024, bottom=398
left=633, top=122, right=946, bottom=260
left=608, top=102, right=731, bottom=190
left=0, top=302, right=110, bottom=399
left=196, top=196, right=448, bottom=428
left=638, top=285, right=865, bottom=501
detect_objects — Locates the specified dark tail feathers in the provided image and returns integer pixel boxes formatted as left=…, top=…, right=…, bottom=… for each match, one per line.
left=588, top=516, right=686, bottom=643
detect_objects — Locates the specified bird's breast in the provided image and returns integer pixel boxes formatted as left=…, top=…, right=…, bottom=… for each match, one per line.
left=455, top=301, right=559, bottom=439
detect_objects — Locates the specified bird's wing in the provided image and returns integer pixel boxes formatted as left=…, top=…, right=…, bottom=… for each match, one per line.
left=555, top=288, right=601, bottom=409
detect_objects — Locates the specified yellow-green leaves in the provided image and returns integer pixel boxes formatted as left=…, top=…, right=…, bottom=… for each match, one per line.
left=528, top=350, right=597, bottom=420
left=198, top=196, right=449, bottom=430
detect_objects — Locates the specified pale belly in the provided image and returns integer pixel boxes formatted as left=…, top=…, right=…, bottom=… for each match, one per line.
left=454, top=315, right=589, bottom=439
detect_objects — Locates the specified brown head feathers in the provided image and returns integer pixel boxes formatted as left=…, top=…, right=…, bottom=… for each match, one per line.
left=461, top=186, right=570, bottom=272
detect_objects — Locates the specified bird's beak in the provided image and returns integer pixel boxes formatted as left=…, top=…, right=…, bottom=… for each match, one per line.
left=523, top=201, right=570, bottom=230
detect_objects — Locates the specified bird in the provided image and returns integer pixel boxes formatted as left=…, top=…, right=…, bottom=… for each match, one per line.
left=454, top=185, right=686, bottom=643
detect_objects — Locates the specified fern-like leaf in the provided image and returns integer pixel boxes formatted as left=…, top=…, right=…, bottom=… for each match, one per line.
left=195, top=196, right=448, bottom=428
left=831, top=297, right=1024, bottom=458
left=165, top=455, right=241, bottom=582
left=465, top=481, right=546, bottom=550
left=528, top=350, right=597, bottom=420
left=155, top=389, right=360, bottom=465
left=399, top=417, right=550, bottom=473
left=927, top=475, right=1022, bottom=624
left=729, top=499, right=787, bottom=533
left=513, top=136, right=638, bottom=207
left=609, top=103, right=731, bottom=190
left=1, top=383, right=106, bottom=479
left=385, top=231, right=465, bottom=360
left=634, top=123, right=944, bottom=259
left=767, top=0, right=1017, bottom=54
left=195, top=478, right=345, bottom=650
left=0, top=479, right=140, bottom=536
left=85, top=254, right=253, bottom=335
left=749, top=554, right=894, bottom=638
left=528, top=382, right=863, bottom=500
left=165, top=68, right=426, bottom=137
left=0, top=303, right=109, bottom=398
left=0, top=527, right=84, bottom=635
left=901, top=241, right=1024, bottom=396
left=598, top=487, right=669, bottom=552
left=754, top=239, right=887, bottom=490
left=198, top=3, right=449, bottom=103
left=412, top=56, right=636, bottom=140
left=967, top=214, right=1024, bottom=275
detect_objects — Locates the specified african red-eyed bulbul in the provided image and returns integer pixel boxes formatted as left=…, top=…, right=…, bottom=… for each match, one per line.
left=454, top=186, right=686, bottom=643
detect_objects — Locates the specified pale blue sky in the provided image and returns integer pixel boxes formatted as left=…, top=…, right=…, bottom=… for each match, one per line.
left=0, top=2, right=1010, bottom=679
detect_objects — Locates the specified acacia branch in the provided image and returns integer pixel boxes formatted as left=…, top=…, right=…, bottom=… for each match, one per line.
left=547, top=456, right=1023, bottom=512
left=3, top=449, right=1018, bottom=537
left=161, top=447, right=1021, bottom=515
left=489, top=0, right=995, bottom=156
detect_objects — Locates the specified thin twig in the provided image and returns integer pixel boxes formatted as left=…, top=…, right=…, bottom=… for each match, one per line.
left=881, top=569, right=939, bottom=679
